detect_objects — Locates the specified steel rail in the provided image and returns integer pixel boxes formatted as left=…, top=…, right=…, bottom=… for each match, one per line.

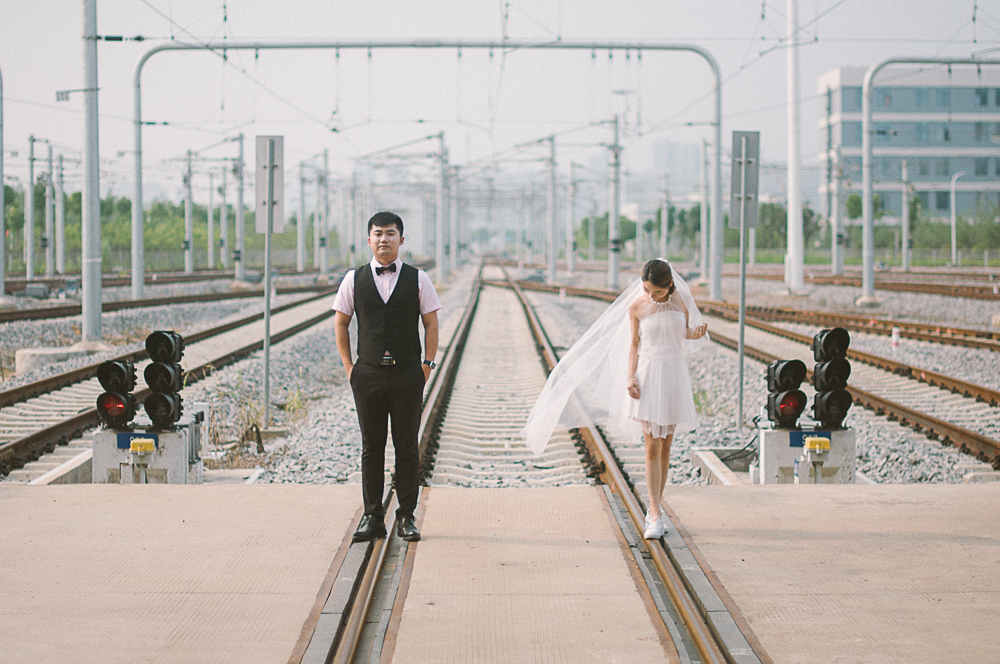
left=315, top=264, right=484, bottom=664
left=701, top=300, right=1000, bottom=350
left=1, top=268, right=323, bottom=294
left=707, top=328, right=1000, bottom=469
left=0, top=286, right=339, bottom=411
left=501, top=268, right=731, bottom=664
left=0, top=295, right=339, bottom=475
left=698, top=302, right=1000, bottom=407
left=743, top=271, right=1000, bottom=301
left=0, top=283, right=334, bottom=324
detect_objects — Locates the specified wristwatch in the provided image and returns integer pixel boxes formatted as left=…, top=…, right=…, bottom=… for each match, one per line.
left=422, top=360, right=437, bottom=369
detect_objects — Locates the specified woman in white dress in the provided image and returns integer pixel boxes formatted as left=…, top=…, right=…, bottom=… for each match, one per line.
left=627, top=259, right=707, bottom=539
left=520, top=258, right=708, bottom=540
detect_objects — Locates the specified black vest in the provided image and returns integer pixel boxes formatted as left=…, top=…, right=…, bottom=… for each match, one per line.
left=354, top=262, right=422, bottom=365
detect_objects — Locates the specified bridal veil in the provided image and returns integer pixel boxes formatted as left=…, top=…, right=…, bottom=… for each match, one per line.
left=520, top=263, right=708, bottom=455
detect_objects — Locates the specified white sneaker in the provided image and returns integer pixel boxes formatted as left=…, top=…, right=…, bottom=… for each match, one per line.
left=644, top=517, right=665, bottom=540
left=644, top=511, right=653, bottom=527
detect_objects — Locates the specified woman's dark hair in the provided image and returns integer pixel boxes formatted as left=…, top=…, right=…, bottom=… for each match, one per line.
left=368, top=211, right=404, bottom=235
left=642, top=258, right=676, bottom=296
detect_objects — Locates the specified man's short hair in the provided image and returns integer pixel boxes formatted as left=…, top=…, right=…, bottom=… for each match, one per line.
left=368, top=211, right=403, bottom=235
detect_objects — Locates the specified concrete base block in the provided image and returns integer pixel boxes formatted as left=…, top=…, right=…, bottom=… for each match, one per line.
left=991, top=313, right=1000, bottom=330
left=963, top=471, right=1000, bottom=483
left=16, top=346, right=94, bottom=375
left=71, top=339, right=112, bottom=352
left=855, top=295, right=882, bottom=308
left=0, top=296, right=17, bottom=310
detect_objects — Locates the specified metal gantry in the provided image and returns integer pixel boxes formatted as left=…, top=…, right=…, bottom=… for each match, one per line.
left=860, top=57, right=1000, bottom=305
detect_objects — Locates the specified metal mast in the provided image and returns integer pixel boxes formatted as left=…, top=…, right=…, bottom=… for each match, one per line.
left=608, top=116, right=621, bottom=290
left=81, top=0, right=102, bottom=341
left=207, top=171, right=214, bottom=270
left=236, top=133, right=246, bottom=280
left=785, top=0, right=805, bottom=293
left=297, top=161, right=306, bottom=272
left=44, top=145, right=54, bottom=277
left=435, top=132, right=446, bottom=281
left=184, top=150, right=193, bottom=273
left=56, top=154, right=65, bottom=274
left=26, top=135, right=35, bottom=279
left=566, top=162, right=576, bottom=273
left=546, top=135, right=557, bottom=284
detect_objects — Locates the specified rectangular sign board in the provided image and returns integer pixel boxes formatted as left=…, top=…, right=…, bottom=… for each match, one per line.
left=729, top=130, right=760, bottom=230
left=255, top=135, right=285, bottom=234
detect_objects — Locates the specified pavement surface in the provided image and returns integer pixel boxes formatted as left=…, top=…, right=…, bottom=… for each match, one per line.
left=0, top=484, right=357, bottom=664
left=389, top=486, right=674, bottom=664
left=662, top=483, right=1000, bottom=664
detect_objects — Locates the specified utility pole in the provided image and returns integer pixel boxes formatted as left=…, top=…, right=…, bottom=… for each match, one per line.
left=314, top=162, right=322, bottom=273
left=517, top=188, right=526, bottom=269
left=81, top=0, right=102, bottom=343
left=546, top=135, right=557, bottom=284
left=435, top=132, right=447, bottom=282
left=589, top=199, right=597, bottom=261
left=297, top=161, right=306, bottom=272
left=207, top=171, right=214, bottom=270
left=450, top=165, right=460, bottom=273
left=785, top=0, right=805, bottom=293
left=56, top=154, right=65, bottom=274
left=321, top=148, right=329, bottom=276
left=26, top=135, right=35, bottom=279
left=831, top=154, right=843, bottom=275
left=901, top=159, right=910, bottom=272
left=184, top=150, right=193, bottom=273
left=659, top=175, right=669, bottom=259
left=349, top=174, right=358, bottom=267
left=608, top=116, right=621, bottom=290
left=220, top=164, right=228, bottom=269
left=700, top=138, right=709, bottom=281
left=235, top=133, right=246, bottom=280
left=566, top=162, right=577, bottom=273
left=44, top=144, right=54, bottom=277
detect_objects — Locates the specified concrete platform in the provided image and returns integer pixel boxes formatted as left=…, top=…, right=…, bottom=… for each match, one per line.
left=661, top=483, right=1000, bottom=664
left=0, top=484, right=358, bottom=663
left=389, top=486, right=674, bottom=663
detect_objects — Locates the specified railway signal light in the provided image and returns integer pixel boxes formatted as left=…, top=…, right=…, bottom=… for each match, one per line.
left=96, top=360, right=136, bottom=429
left=766, top=359, right=807, bottom=429
left=812, top=327, right=853, bottom=429
left=144, top=331, right=185, bottom=429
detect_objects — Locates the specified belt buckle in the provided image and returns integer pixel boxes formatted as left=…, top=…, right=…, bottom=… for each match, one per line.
left=380, top=356, right=395, bottom=366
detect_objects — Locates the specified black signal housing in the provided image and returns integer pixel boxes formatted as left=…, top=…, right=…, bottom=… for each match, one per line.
left=766, top=359, right=807, bottom=429
left=144, top=331, right=185, bottom=429
left=812, top=327, right=853, bottom=429
left=96, top=360, right=137, bottom=429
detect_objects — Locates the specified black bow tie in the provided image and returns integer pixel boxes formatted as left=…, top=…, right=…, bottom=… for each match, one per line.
left=375, top=263, right=397, bottom=275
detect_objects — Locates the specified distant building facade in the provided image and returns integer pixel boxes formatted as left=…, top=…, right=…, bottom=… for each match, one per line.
left=818, top=66, right=1000, bottom=221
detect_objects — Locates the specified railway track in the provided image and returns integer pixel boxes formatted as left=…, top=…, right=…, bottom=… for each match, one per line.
left=2, top=266, right=325, bottom=294
left=294, top=262, right=764, bottom=664
left=0, top=283, right=336, bottom=324
left=0, top=286, right=340, bottom=479
left=507, top=279, right=1000, bottom=468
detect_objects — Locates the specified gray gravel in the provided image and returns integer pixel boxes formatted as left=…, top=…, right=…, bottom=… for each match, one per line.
left=0, top=293, right=305, bottom=390
left=526, top=288, right=978, bottom=485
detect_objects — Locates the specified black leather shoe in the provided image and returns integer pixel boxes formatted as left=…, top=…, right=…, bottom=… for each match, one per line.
left=353, top=515, right=387, bottom=542
left=396, top=515, right=421, bottom=542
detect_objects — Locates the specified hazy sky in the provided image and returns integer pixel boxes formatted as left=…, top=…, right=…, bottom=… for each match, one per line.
left=1, top=0, right=997, bottom=210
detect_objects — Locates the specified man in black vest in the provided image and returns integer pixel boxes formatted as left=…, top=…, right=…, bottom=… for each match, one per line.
left=333, top=211, right=441, bottom=542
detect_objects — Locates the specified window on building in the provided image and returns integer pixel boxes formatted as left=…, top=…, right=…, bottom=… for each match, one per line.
left=976, top=88, right=989, bottom=107
left=917, top=159, right=930, bottom=176
left=975, top=158, right=989, bottom=176
left=996, top=89, right=1000, bottom=106
left=916, top=88, right=929, bottom=108
left=942, top=124, right=951, bottom=142
left=936, top=191, right=950, bottom=211
left=874, top=88, right=892, bottom=108
left=976, top=123, right=986, bottom=142
left=936, top=88, right=951, bottom=107
left=917, top=192, right=930, bottom=210
left=915, top=123, right=929, bottom=143
left=936, top=158, right=951, bottom=177
left=996, top=158, right=1000, bottom=176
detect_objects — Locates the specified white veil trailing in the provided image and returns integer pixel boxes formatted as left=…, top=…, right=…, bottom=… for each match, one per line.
left=520, top=263, right=708, bottom=456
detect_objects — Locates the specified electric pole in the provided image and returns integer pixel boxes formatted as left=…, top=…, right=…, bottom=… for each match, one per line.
left=700, top=138, right=710, bottom=281
left=298, top=161, right=306, bottom=272
left=26, top=135, right=34, bottom=279
left=785, top=0, right=805, bottom=293
left=901, top=159, right=910, bottom=272
left=321, top=149, right=329, bottom=276
left=659, top=175, right=669, bottom=260
left=589, top=199, right=597, bottom=261
left=56, top=154, right=65, bottom=274
left=236, top=133, right=246, bottom=281
left=81, top=0, right=102, bottom=342
left=436, top=132, right=447, bottom=282
left=546, top=135, right=557, bottom=284
left=566, top=162, right=576, bottom=274
left=450, top=165, right=460, bottom=273
left=220, top=164, right=228, bottom=269
left=44, top=144, right=54, bottom=277
left=207, top=171, right=214, bottom=270
left=184, top=150, right=193, bottom=273
left=608, top=116, right=621, bottom=290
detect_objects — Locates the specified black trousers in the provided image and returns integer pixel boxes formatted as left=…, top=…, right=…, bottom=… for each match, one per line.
left=350, top=359, right=424, bottom=519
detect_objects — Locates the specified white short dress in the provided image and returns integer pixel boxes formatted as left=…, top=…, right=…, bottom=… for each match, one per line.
left=627, top=298, right=699, bottom=437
